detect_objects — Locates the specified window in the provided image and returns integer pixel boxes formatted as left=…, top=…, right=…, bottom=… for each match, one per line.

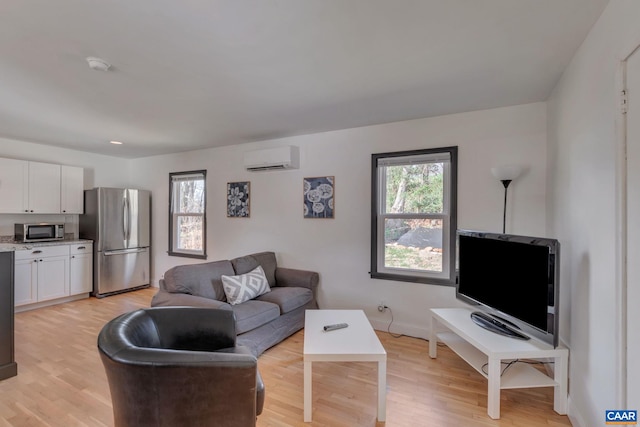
left=169, top=170, right=206, bottom=259
left=371, top=147, right=457, bottom=285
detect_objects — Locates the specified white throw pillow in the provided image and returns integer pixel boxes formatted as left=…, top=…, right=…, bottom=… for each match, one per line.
left=221, top=265, right=271, bottom=305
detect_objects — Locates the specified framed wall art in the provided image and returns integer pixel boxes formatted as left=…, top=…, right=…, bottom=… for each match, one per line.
left=303, top=176, right=334, bottom=219
left=227, top=181, right=250, bottom=218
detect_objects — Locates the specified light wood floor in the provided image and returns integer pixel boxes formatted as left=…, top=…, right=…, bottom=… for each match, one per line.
left=0, top=288, right=572, bottom=427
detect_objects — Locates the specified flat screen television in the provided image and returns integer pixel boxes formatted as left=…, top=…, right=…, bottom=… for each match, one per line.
left=456, top=230, right=560, bottom=347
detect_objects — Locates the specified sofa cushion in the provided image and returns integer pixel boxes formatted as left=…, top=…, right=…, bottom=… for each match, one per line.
left=231, top=252, right=277, bottom=287
left=255, top=287, right=313, bottom=314
left=230, top=255, right=259, bottom=276
left=163, top=260, right=234, bottom=301
left=231, top=300, right=280, bottom=334
left=221, top=266, right=271, bottom=305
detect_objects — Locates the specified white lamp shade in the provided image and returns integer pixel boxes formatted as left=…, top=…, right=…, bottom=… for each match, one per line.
left=491, top=165, right=523, bottom=181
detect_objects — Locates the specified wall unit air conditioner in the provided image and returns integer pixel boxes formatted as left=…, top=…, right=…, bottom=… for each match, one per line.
left=244, top=146, right=299, bottom=171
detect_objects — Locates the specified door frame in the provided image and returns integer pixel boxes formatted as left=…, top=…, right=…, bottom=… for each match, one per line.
left=615, top=39, right=640, bottom=407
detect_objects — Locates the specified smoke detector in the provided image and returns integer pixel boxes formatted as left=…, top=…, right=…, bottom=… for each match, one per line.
left=86, top=57, right=111, bottom=71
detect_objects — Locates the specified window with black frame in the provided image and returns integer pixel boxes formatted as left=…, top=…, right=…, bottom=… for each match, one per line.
left=371, top=147, right=457, bottom=285
left=168, top=170, right=207, bottom=259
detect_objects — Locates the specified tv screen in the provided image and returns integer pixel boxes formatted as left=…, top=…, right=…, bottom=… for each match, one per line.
left=456, top=230, right=560, bottom=347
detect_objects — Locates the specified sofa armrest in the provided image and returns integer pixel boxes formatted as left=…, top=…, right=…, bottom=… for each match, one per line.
left=117, top=344, right=257, bottom=364
left=275, top=267, right=319, bottom=293
left=151, top=290, right=232, bottom=311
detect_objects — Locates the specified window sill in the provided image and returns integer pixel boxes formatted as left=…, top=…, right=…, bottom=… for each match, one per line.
left=168, top=251, right=207, bottom=260
left=370, top=271, right=454, bottom=286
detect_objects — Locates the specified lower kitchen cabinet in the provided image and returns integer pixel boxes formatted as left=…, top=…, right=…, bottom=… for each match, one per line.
left=37, top=255, right=68, bottom=301
left=14, top=256, right=37, bottom=306
left=69, top=243, right=93, bottom=295
left=14, top=242, right=93, bottom=309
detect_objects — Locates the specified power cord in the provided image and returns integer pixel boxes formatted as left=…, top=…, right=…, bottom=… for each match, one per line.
left=382, top=306, right=445, bottom=346
left=384, top=306, right=404, bottom=338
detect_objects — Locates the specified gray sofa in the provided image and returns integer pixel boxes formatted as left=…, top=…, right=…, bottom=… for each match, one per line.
left=151, top=251, right=319, bottom=356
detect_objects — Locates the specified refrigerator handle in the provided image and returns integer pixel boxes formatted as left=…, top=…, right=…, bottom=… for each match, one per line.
left=104, top=248, right=147, bottom=256
left=123, top=191, right=130, bottom=243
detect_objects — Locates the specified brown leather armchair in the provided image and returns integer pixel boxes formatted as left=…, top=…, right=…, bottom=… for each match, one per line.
left=97, top=307, right=265, bottom=427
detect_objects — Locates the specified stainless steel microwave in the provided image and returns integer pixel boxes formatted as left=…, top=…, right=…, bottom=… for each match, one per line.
left=15, top=223, right=65, bottom=243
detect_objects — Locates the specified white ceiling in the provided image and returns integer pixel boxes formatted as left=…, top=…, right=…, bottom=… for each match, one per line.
left=0, top=0, right=609, bottom=158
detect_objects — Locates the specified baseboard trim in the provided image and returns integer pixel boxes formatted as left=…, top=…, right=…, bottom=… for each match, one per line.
left=15, top=293, right=89, bottom=313
left=567, top=394, right=586, bottom=427
left=0, top=362, right=17, bottom=381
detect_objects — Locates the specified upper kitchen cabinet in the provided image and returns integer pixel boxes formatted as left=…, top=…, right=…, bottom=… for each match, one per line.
left=0, top=157, right=84, bottom=214
left=61, top=165, right=84, bottom=214
left=28, top=161, right=61, bottom=213
left=0, top=158, right=28, bottom=213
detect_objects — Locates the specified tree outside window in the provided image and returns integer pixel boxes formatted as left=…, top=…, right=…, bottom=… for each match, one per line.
left=169, top=170, right=206, bottom=259
left=371, top=147, right=457, bottom=285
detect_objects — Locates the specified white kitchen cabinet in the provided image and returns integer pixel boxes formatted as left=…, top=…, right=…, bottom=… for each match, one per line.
left=14, top=257, right=37, bottom=306
left=14, top=245, right=70, bottom=306
left=0, top=158, right=28, bottom=213
left=0, top=157, right=83, bottom=214
left=69, top=243, right=93, bottom=295
left=61, top=165, right=84, bottom=214
left=28, top=161, right=61, bottom=214
left=37, top=256, right=69, bottom=301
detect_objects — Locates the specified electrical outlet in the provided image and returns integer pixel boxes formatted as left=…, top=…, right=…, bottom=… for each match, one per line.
left=378, top=301, right=386, bottom=312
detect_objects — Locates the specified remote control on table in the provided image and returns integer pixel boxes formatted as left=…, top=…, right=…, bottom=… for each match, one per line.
left=323, top=323, right=348, bottom=332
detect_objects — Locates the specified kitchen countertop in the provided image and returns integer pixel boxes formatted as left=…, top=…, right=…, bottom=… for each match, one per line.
left=0, top=239, right=93, bottom=252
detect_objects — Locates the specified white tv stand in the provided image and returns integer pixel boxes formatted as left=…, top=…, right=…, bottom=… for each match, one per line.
left=429, top=308, right=568, bottom=419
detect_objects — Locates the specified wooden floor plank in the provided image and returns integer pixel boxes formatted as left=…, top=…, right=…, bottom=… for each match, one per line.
left=0, top=288, right=572, bottom=426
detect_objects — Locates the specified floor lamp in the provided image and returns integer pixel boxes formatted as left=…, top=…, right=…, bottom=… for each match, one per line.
left=491, top=165, right=523, bottom=234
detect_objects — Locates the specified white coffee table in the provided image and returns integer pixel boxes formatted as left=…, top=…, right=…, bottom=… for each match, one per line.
left=303, top=309, right=387, bottom=422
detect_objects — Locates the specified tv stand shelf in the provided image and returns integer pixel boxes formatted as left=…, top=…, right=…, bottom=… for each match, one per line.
left=429, top=308, right=568, bottom=419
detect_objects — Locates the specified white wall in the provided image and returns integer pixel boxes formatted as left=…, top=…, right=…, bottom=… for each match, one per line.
left=0, top=137, right=131, bottom=237
left=546, top=0, right=640, bottom=425
left=131, top=102, right=547, bottom=337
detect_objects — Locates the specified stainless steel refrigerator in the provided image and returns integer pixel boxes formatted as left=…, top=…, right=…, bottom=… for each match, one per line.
left=79, top=188, right=151, bottom=298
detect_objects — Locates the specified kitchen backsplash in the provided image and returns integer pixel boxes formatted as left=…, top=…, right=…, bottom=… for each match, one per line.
left=0, top=214, right=79, bottom=241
